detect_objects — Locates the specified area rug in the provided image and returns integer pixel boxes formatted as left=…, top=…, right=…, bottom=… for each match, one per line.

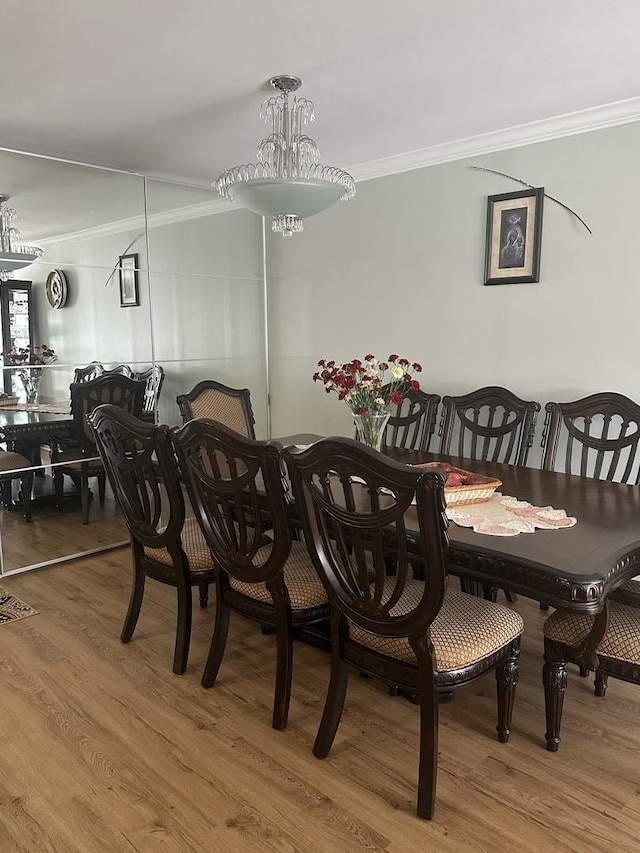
left=0, top=586, right=38, bottom=624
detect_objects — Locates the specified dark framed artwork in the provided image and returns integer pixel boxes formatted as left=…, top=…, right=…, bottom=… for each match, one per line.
left=484, top=187, right=544, bottom=285
left=119, top=253, right=139, bottom=307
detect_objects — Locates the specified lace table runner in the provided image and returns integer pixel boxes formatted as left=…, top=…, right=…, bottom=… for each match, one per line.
left=0, top=403, right=70, bottom=415
left=446, top=493, right=577, bottom=537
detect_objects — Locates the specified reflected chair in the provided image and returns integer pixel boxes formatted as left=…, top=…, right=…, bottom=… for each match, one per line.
left=51, top=374, right=146, bottom=524
left=541, top=392, right=640, bottom=748
left=103, top=363, right=134, bottom=378
left=438, top=386, right=540, bottom=465
left=73, top=362, right=104, bottom=383
left=177, top=380, right=256, bottom=438
left=134, top=364, right=165, bottom=423
left=283, top=437, right=523, bottom=820
left=382, top=385, right=440, bottom=452
left=0, top=449, right=34, bottom=521
left=90, top=404, right=215, bottom=674
left=171, top=418, right=329, bottom=730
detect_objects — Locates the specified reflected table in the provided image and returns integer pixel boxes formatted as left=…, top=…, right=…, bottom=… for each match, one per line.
left=0, top=406, right=73, bottom=468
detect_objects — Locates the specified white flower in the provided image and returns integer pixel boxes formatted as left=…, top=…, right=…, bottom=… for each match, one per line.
left=391, top=365, right=404, bottom=379
left=375, top=397, right=385, bottom=406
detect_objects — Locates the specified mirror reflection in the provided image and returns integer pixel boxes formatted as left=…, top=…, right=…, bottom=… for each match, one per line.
left=0, top=151, right=267, bottom=575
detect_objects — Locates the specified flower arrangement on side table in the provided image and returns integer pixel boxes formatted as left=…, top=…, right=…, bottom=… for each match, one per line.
left=4, top=344, right=58, bottom=405
left=313, top=354, right=422, bottom=450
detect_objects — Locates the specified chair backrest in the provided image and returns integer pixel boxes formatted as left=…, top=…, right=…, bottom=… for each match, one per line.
left=382, top=385, right=441, bottom=452
left=541, top=392, right=640, bottom=483
left=283, top=437, right=449, bottom=641
left=134, top=364, right=165, bottom=421
left=103, top=363, right=134, bottom=378
left=73, top=361, right=104, bottom=383
left=69, top=374, right=147, bottom=453
left=89, top=404, right=186, bottom=550
left=176, top=380, right=256, bottom=438
left=171, top=419, right=291, bottom=586
left=438, top=386, right=541, bottom=466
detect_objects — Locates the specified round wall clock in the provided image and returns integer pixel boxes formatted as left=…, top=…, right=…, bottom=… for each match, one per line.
left=45, top=269, right=68, bottom=309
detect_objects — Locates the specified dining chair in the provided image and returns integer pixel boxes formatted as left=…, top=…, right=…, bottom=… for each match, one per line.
left=438, top=387, right=541, bottom=601
left=51, top=374, right=146, bottom=523
left=0, top=449, right=34, bottom=521
left=283, top=437, right=523, bottom=820
left=382, top=385, right=441, bottom=452
left=541, top=391, right=640, bottom=746
left=89, top=404, right=215, bottom=674
left=438, top=386, right=541, bottom=466
left=541, top=391, right=640, bottom=482
left=171, top=418, right=329, bottom=730
left=134, top=364, right=165, bottom=423
left=176, top=380, right=256, bottom=438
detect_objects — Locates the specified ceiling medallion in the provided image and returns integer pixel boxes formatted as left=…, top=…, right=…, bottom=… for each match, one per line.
left=215, top=75, right=356, bottom=238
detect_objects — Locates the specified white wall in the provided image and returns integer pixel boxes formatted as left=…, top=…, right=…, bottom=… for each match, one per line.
left=266, top=120, right=640, bottom=459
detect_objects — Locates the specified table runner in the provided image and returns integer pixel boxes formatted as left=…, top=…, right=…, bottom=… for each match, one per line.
left=446, top=493, right=577, bottom=537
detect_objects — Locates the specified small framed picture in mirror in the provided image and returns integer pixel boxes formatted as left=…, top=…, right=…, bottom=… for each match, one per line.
left=119, top=254, right=139, bottom=307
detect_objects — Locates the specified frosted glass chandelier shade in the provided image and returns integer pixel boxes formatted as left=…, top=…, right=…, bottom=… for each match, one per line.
left=0, top=195, right=43, bottom=280
left=215, top=75, right=356, bottom=237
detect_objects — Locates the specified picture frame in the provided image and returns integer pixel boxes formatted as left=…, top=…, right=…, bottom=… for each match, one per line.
left=484, top=187, right=544, bottom=285
left=119, top=253, right=139, bottom=307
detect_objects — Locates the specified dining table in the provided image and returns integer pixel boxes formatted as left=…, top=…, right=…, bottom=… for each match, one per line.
left=281, top=434, right=640, bottom=750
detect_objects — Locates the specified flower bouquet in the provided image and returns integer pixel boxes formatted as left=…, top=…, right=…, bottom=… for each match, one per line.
left=5, top=344, right=58, bottom=404
left=313, top=353, right=422, bottom=450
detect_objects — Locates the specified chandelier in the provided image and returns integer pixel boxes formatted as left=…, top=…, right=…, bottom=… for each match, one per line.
left=0, top=195, right=44, bottom=281
left=215, top=75, right=356, bottom=238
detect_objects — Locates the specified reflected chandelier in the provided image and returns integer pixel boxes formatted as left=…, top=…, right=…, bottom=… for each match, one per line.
left=215, top=75, right=356, bottom=238
left=0, top=195, right=43, bottom=281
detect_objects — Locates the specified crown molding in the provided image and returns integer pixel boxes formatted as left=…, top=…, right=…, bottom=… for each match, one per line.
left=39, top=197, right=234, bottom=245
left=349, top=96, right=640, bottom=183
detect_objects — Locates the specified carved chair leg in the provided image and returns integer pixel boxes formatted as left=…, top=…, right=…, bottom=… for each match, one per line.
left=595, top=670, right=608, bottom=697
left=54, top=470, right=64, bottom=512
left=416, top=665, right=439, bottom=820
left=0, top=481, right=11, bottom=509
left=579, top=665, right=589, bottom=678
left=271, top=600, right=294, bottom=731
left=20, top=472, right=33, bottom=522
left=121, top=562, right=146, bottom=643
left=543, top=643, right=568, bottom=752
left=313, top=655, right=349, bottom=759
left=80, top=472, right=90, bottom=524
left=201, top=597, right=231, bottom=688
left=98, top=474, right=106, bottom=503
left=173, top=574, right=193, bottom=675
left=495, top=642, right=520, bottom=743
left=198, top=582, right=209, bottom=608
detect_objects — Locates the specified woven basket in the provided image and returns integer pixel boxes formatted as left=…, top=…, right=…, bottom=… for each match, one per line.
left=411, top=462, right=502, bottom=506
left=0, top=396, right=19, bottom=407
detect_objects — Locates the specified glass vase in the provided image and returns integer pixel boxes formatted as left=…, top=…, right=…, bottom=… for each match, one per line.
left=353, top=411, right=390, bottom=452
left=19, top=370, right=42, bottom=406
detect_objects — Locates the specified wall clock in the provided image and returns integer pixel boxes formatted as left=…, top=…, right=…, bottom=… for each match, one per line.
left=45, top=269, right=68, bottom=309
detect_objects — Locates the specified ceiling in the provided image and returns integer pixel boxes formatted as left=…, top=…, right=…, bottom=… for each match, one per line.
left=3, top=0, right=640, bottom=187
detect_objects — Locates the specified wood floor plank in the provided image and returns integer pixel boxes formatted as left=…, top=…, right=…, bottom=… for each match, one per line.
left=0, top=552, right=638, bottom=852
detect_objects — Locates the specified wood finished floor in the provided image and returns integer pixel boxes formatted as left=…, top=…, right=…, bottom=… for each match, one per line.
left=0, top=552, right=639, bottom=852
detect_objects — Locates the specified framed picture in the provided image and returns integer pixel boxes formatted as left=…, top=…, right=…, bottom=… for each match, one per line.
left=484, top=187, right=544, bottom=285
left=119, top=253, right=139, bottom=307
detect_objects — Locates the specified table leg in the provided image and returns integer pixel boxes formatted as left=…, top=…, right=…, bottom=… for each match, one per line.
left=543, top=645, right=568, bottom=751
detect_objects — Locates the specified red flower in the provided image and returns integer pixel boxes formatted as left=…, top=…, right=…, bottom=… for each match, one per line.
left=364, top=353, right=375, bottom=361
left=355, top=406, right=365, bottom=415
left=391, top=392, right=403, bottom=406
left=412, top=362, right=422, bottom=372
left=411, top=380, right=420, bottom=390
left=388, top=354, right=399, bottom=361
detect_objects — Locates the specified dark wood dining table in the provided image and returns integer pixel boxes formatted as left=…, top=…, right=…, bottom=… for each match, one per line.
left=282, top=434, right=640, bottom=750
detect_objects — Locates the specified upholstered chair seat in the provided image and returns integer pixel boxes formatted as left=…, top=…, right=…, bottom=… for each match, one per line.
left=545, top=603, right=640, bottom=667
left=349, top=582, right=523, bottom=671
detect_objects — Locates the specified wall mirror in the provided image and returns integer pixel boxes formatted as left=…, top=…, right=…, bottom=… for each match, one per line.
left=0, top=150, right=267, bottom=576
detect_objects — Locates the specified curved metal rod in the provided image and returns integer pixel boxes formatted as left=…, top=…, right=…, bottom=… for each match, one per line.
left=470, top=165, right=592, bottom=234
left=104, top=230, right=145, bottom=287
